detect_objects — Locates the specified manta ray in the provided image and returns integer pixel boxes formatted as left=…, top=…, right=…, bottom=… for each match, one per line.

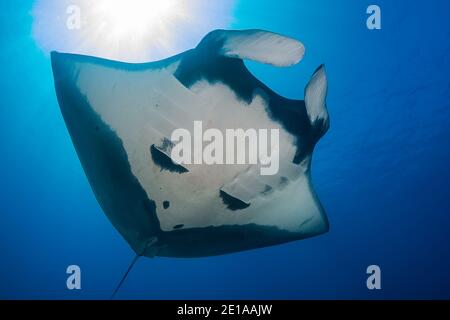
left=51, top=29, right=330, bottom=293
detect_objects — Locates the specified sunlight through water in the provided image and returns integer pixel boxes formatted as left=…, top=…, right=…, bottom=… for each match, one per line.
left=32, top=0, right=235, bottom=62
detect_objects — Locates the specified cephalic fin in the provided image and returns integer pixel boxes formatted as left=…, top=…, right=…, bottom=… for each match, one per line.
left=197, top=29, right=305, bottom=67
left=305, top=65, right=329, bottom=133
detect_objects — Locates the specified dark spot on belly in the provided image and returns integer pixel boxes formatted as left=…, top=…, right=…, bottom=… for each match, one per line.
left=219, top=190, right=250, bottom=211
left=159, top=137, right=175, bottom=152
left=280, top=176, right=289, bottom=187
left=173, top=224, right=184, bottom=229
left=261, top=184, right=273, bottom=195
left=163, top=201, right=170, bottom=209
left=299, top=217, right=314, bottom=228
left=150, top=144, right=189, bottom=174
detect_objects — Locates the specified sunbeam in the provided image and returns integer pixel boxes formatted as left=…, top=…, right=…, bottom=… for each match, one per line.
left=32, top=0, right=234, bottom=62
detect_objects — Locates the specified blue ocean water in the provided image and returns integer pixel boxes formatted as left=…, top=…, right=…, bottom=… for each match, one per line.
left=0, top=0, right=449, bottom=299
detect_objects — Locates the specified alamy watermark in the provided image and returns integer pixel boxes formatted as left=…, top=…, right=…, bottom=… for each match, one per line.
left=170, top=121, right=280, bottom=176
left=66, top=265, right=81, bottom=290
left=366, top=265, right=381, bottom=290
left=367, top=5, right=382, bottom=30
left=66, top=5, right=81, bottom=30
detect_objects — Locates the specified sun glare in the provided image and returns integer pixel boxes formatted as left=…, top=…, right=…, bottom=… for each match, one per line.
left=88, top=0, right=182, bottom=58
left=32, top=0, right=234, bottom=62
left=98, top=0, right=178, bottom=36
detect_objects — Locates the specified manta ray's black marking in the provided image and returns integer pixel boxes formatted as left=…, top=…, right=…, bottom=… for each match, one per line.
left=150, top=144, right=189, bottom=174
left=160, top=223, right=304, bottom=258
left=219, top=190, right=250, bottom=211
left=163, top=201, right=170, bottom=209
left=173, top=224, right=184, bottom=230
left=261, top=185, right=273, bottom=195
left=158, top=137, right=175, bottom=152
left=299, top=216, right=314, bottom=228
left=279, top=176, right=289, bottom=187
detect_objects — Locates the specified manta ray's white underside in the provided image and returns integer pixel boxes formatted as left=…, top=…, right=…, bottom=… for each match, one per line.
left=52, top=29, right=330, bottom=257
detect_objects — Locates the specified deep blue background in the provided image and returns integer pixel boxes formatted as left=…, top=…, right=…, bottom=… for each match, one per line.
left=1, top=0, right=449, bottom=299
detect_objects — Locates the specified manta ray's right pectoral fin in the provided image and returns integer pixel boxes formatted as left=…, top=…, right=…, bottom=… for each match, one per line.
left=197, top=29, right=305, bottom=67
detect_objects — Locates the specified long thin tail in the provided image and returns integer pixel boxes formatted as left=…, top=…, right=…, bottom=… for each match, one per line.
left=110, top=254, right=140, bottom=300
